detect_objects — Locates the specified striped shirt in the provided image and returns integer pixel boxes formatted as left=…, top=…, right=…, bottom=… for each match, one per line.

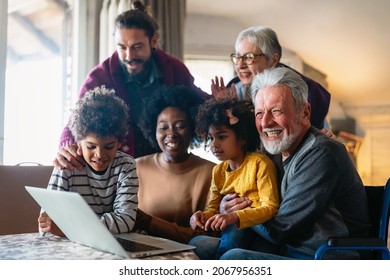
left=48, top=151, right=138, bottom=233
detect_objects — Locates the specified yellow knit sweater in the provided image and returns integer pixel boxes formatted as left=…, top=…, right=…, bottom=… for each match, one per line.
left=203, top=152, right=279, bottom=229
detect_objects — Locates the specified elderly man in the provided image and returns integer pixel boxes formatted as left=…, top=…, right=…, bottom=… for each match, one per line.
left=192, top=67, right=371, bottom=260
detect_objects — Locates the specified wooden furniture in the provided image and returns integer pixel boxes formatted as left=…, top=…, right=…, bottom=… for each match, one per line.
left=0, top=165, right=53, bottom=234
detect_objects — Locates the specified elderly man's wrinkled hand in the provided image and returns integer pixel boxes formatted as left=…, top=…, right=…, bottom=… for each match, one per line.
left=219, top=193, right=252, bottom=214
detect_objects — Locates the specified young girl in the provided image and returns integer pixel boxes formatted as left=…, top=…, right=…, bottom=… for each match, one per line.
left=189, top=98, right=279, bottom=259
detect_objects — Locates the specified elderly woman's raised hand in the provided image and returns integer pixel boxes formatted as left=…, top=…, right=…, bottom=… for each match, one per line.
left=211, top=76, right=237, bottom=100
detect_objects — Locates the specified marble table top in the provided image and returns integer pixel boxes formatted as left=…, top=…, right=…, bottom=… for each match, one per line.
left=0, top=232, right=198, bottom=260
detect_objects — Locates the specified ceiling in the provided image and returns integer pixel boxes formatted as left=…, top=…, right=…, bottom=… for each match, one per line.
left=187, top=0, right=390, bottom=112
left=6, top=0, right=390, bottom=121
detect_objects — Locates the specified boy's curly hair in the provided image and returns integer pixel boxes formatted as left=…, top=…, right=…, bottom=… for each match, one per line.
left=138, top=85, right=205, bottom=151
left=69, top=85, right=129, bottom=143
left=196, top=98, right=260, bottom=152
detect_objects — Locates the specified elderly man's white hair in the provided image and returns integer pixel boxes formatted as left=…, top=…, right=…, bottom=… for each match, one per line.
left=251, top=67, right=308, bottom=110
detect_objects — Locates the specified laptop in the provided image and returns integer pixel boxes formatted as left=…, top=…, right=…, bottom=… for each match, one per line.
left=25, top=186, right=195, bottom=259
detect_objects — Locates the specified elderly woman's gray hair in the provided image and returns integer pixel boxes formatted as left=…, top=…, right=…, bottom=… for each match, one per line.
left=235, top=26, right=282, bottom=61
left=250, top=67, right=308, bottom=110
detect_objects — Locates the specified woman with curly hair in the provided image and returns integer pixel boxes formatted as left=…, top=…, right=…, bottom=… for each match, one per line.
left=135, top=85, right=216, bottom=243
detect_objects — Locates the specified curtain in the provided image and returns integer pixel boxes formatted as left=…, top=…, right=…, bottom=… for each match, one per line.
left=98, top=0, right=185, bottom=61
left=99, top=0, right=110, bottom=62
left=145, top=0, right=186, bottom=60
left=99, top=0, right=131, bottom=61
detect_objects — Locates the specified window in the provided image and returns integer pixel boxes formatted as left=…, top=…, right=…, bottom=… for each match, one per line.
left=185, top=58, right=235, bottom=163
left=1, top=0, right=73, bottom=165
left=185, top=58, right=235, bottom=96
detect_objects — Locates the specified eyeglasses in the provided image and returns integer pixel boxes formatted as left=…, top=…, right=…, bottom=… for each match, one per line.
left=230, top=52, right=265, bottom=65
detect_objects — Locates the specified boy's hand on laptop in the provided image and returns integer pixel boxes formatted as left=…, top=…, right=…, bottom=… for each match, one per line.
left=53, top=144, right=85, bottom=171
left=38, top=211, right=51, bottom=233
left=38, top=212, right=65, bottom=237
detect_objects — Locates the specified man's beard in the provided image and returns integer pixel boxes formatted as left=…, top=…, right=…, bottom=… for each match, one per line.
left=123, top=56, right=153, bottom=81
left=261, top=130, right=299, bottom=155
left=260, top=112, right=303, bottom=155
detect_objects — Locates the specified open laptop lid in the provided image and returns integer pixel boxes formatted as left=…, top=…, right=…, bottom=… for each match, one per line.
left=25, top=186, right=195, bottom=259
left=26, top=186, right=130, bottom=259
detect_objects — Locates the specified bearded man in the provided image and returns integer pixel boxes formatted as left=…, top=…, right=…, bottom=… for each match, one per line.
left=55, top=1, right=209, bottom=170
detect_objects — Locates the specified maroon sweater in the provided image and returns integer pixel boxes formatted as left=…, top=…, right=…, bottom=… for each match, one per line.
left=60, top=49, right=210, bottom=157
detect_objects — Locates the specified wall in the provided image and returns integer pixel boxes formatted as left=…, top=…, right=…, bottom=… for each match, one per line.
left=185, top=14, right=241, bottom=58
left=355, top=112, right=390, bottom=185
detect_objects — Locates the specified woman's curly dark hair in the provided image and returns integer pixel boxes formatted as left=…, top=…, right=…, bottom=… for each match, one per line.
left=196, top=98, right=260, bottom=152
left=139, top=85, right=205, bottom=151
left=69, top=86, right=129, bottom=143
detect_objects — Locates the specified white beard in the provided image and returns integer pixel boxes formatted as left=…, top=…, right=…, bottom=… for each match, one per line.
left=261, top=126, right=301, bottom=155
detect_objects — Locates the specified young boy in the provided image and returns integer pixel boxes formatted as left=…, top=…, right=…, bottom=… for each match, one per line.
left=38, top=86, right=138, bottom=236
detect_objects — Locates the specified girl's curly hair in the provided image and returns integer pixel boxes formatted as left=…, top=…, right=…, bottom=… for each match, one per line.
left=69, top=85, right=129, bottom=143
left=196, top=98, right=260, bottom=152
left=138, top=85, right=205, bottom=150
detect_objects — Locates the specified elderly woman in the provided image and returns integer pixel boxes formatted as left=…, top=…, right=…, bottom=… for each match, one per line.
left=211, top=26, right=330, bottom=130
left=134, top=85, right=216, bottom=243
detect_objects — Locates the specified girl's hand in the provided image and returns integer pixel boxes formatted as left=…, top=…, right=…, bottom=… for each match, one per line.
left=189, top=211, right=205, bottom=230
left=205, top=212, right=239, bottom=231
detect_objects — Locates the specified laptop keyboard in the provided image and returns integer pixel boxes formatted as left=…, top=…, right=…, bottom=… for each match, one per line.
left=116, top=237, right=161, bottom=253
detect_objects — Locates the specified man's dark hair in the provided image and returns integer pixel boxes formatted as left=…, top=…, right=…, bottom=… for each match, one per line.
left=114, top=0, right=159, bottom=40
